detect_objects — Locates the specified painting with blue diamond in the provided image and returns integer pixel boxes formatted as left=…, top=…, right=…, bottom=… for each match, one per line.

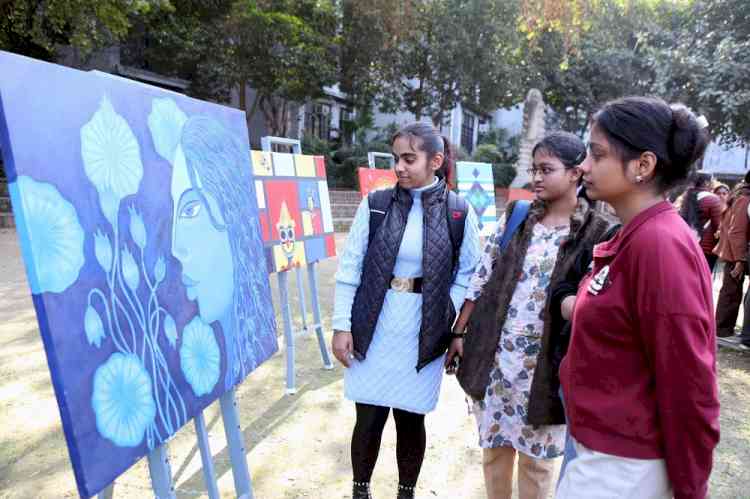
left=0, top=51, right=278, bottom=497
left=456, top=161, right=497, bottom=237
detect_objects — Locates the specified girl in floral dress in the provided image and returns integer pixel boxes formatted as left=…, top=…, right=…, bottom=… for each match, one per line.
left=448, top=132, right=617, bottom=499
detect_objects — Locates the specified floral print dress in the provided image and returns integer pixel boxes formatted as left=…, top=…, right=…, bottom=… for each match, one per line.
left=466, top=219, right=568, bottom=459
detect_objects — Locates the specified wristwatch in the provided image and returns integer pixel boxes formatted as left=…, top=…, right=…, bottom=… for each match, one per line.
left=451, top=327, right=467, bottom=339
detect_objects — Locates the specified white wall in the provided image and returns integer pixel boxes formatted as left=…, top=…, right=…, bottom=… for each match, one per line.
left=702, top=140, right=750, bottom=176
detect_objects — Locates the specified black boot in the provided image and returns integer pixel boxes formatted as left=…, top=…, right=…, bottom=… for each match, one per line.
left=396, top=483, right=415, bottom=499
left=353, top=481, right=372, bottom=499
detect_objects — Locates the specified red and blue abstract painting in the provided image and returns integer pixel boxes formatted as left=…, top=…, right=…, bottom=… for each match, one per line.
left=250, top=151, right=336, bottom=273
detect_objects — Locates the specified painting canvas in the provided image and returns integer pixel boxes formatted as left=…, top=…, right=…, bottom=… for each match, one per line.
left=0, top=51, right=278, bottom=497
left=456, top=161, right=497, bottom=237
left=250, top=152, right=336, bottom=273
left=357, top=167, right=397, bottom=197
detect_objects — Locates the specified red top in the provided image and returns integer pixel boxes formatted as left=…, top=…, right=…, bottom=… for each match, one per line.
left=696, top=190, right=722, bottom=255
left=560, top=201, right=720, bottom=499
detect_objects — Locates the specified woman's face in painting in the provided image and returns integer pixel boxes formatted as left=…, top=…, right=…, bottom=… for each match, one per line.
left=171, top=145, right=235, bottom=323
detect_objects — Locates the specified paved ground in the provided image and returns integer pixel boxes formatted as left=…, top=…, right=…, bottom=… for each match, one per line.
left=0, top=228, right=749, bottom=498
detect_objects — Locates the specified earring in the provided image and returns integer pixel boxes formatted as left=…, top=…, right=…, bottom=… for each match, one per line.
left=636, top=175, right=643, bottom=183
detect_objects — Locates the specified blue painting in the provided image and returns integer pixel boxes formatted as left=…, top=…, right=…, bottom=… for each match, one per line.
left=456, top=161, right=497, bottom=237
left=0, top=51, right=278, bottom=497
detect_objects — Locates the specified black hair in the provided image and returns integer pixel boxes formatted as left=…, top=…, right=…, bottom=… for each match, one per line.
left=679, top=171, right=713, bottom=234
left=532, top=131, right=586, bottom=169
left=592, top=96, right=710, bottom=192
left=392, top=122, right=455, bottom=188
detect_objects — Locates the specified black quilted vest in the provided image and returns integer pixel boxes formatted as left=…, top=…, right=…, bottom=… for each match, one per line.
left=350, top=180, right=457, bottom=371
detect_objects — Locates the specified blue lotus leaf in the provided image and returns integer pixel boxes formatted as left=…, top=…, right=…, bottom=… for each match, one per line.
left=121, top=246, right=140, bottom=291
left=84, top=305, right=106, bottom=348
left=164, top=314, right=177, bottom=349
left=180, top=317, right=220, bottom=396
left=153, top=256, right=166, bottom=284
left=148, top=98, right=187, bottom=163
left=15, top=176, right=85, bottom=294
left=127, top=205, right=147, bottom=249
left=91, top=352, right=156, bottom=447
left=81, top=95, right=143, bottom=201
left=93, top=229, right=113, bottom=273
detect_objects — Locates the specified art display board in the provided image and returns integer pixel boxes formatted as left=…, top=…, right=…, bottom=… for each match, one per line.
left=357, top=167, right=397, bottom=198
left=249, top=151, right=336, bottom=273
left=456, top=161, right=497, bottom=236
left=506, top=188, right=536, bottom=203
left=0, top=50, right=278, bottom=497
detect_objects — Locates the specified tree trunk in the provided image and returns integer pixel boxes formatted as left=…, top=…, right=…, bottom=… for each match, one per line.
left=239, top=80, right=250, bottom=131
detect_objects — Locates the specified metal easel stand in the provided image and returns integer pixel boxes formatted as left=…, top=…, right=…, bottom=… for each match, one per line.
left=261, top=136, right=335, bottom=395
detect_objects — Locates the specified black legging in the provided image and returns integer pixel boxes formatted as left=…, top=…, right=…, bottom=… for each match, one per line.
left=351, top=403, right=426, bottom=487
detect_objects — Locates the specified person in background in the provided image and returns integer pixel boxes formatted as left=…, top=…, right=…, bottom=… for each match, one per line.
left=714, top=170, right=750, bottom=338
left=714, top=182, right=730, bottom=213
left=557, top=96, right=719, bottom=499
left=678, top=171, right=722, bottom=270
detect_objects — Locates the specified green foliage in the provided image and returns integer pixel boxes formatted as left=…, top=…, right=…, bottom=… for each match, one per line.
left=1, top=0, right=172, bottom=59
left=304, top=130, right=392, bottom=189
left=5, top=0, right=750, bottom=145
left=301, top=134, right=333, bottom=158
left=647, top=0, right=750, bottom=143
left=473, top=127, right=519, bottom=188
left=493, top=164, right=518, bottom=188
left=472, top=143, right=504, bottom=165
left=377, top=0, right=525, bottom=125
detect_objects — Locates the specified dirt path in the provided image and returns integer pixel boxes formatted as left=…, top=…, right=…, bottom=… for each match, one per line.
left=0, top=229, right=748, bottom=498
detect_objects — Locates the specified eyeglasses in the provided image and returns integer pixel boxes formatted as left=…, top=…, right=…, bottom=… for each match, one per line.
left=526, top=167, right=564, bottom=177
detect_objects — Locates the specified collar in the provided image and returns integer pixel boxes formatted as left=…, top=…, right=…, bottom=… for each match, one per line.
left=410, top=176, right=439, bottom=193
left=593, top=200, right=672, bottom=259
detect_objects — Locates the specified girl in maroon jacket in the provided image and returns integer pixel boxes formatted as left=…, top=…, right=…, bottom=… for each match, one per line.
left=678, top=171, right=722, bottom=270
left=557, top=97, right=720, bottom=499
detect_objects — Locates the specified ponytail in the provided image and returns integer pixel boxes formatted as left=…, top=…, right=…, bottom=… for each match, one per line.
left=440, top=135, right=455, bottom=189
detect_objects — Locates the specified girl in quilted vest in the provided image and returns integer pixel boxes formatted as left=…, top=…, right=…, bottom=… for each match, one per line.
left=331, top=122, right=481, bottom=499
left=449, top=131, right=617, bottom=499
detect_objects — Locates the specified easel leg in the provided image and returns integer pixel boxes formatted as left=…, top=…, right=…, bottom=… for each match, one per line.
left=294, top=265, right=310, bottom=334
left=147, top=444, right=176, bottom=499
left=97, top=483, right=114, bottom=499
left=307, top=262, right=334, bottom=369
left=277, top=271, right=297, bottom=394
left=194, top=411, right=220, bottom=499
left=220, top=389, right=254, bottom=499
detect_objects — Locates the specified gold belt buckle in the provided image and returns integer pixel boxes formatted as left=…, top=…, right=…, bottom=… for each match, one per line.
left=390, top=277, right=413, bottom=293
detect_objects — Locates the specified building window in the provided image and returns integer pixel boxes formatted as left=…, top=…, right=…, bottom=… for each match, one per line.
left=461, top=111, right=475, bottom=154
left=339, top=107, right=356, bottom=144
left=306, top=102, right=332, bottom=141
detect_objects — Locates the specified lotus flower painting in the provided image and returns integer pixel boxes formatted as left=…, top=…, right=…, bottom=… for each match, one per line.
left=0, top=50, right=277, bottom=497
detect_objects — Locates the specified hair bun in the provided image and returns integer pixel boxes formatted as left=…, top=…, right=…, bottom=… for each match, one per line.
left=669, top=104, right=710, bottom=170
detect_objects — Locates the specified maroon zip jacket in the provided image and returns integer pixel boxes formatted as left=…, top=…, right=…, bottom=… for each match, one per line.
left=560, top=201, right=720, bottom=499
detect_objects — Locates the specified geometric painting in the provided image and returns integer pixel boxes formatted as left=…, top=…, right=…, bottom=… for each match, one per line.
left=250, top=151, right=336, bottom=273
left=0, top=50, right=278, bottom=497
left=357, top=167, right=397, bottom=198
left=456, top=161, right=497, bottom=237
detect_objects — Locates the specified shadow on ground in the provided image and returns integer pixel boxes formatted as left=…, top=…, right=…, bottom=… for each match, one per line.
left=0, top=230, right=748, bottom=498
